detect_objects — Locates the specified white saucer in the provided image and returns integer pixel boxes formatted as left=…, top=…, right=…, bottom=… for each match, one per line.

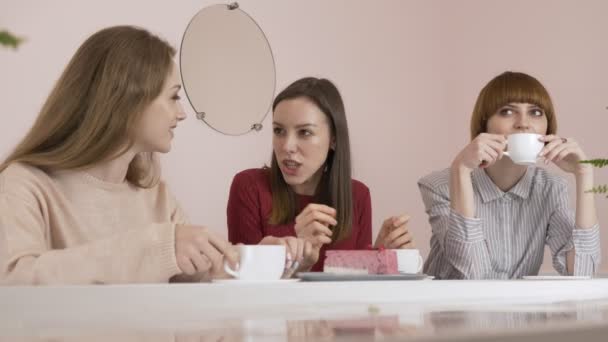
left=522, top=275, right=591, bottom=280
left=212, top=278, right=300, bottom=284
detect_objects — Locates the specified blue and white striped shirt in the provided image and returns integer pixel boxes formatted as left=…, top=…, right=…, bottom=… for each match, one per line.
left=418, top=166, right=601, bottom=279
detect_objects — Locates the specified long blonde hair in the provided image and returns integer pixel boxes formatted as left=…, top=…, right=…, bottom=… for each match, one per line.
left=0, top=26, right=176, bottom=187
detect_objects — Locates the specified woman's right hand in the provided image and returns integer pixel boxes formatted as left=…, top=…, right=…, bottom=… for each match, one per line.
left=294, top=203, right=336, bottom=247
left=259, top=235, right=320, bottom=277
left=174, top=224, right=239, bottom=277
left=452, top=133, right=507, bottom=171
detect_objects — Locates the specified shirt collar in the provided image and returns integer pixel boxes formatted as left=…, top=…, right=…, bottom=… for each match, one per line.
left=471, top=166, right=534, bottom=203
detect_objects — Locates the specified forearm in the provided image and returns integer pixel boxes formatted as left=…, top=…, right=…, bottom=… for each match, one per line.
left=574, top=167, right=598, bottom=229
left=443, top=211, right=493, bottom=279
left=449, top=164, right=476, bottom=218
left=2, top=223, right=180, bottom=285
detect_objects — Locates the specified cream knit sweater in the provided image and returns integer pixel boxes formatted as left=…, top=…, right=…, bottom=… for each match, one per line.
left=0, top=163, right=187, bottom=285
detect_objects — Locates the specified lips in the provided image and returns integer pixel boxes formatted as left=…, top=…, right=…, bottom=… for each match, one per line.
left=281, top=159, right=301, bottom=176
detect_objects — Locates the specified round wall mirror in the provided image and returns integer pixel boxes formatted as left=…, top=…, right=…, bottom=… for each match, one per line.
left=180, top=3, right=276, bottom=135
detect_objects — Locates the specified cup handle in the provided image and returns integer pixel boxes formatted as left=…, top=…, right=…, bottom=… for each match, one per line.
left=416, top=255, right=423, bottom=273
left=224, top=260, right=239, bottom=278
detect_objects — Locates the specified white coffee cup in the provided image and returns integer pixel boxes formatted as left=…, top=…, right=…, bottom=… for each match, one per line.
left=503, top=133, right=544, bottom=165
left=224, top=245, right=286, bottom=281
left=393, top=249, right=423, bottom=274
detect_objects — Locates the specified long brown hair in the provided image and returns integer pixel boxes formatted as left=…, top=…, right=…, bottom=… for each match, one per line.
left=268, top=77, right=353, bottom=242
left=470, top=71, right=557, bottom=140
left=0, top=26, right=176, bottom=187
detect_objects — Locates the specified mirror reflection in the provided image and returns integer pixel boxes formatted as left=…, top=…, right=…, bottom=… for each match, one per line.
left=180, top=3, right=275, bottom=135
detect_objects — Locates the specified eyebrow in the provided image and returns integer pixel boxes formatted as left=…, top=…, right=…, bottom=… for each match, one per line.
left=503, top=103, right=541, bottom=110
left=171, top=85, right=182, bottom=90
left=272, top=122, right=318, bottom=128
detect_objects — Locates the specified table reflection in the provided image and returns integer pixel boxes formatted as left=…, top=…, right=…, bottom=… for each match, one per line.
left=3, top=299, right=607, bottom=342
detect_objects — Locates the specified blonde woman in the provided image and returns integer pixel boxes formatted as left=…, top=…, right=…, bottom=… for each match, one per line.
left=0, top=26, right=238, bottom=285
left=419, top=71, right=600, bottom=279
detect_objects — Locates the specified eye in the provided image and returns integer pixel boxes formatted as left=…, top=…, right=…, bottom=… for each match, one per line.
left=530, top=108, right=544, bottom=117
left=273, top=127, right=284, bottom=135
left=172, top=94, right=181, bottom=101
left=299, top=129, right=313, bottom=137
left=499, top=108, right=514, bottom=116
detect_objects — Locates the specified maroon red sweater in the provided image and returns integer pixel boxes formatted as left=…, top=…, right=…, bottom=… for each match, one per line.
left=227, top=168, right=372, bottom=271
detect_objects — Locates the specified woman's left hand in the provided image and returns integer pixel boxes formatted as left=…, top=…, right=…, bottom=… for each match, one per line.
left=374, top=215, right=414, bottom=249
left=539, top=135, right=592, bottom=175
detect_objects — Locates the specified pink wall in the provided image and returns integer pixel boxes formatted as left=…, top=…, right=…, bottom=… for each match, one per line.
left=1, top=0, right=606, bottom=273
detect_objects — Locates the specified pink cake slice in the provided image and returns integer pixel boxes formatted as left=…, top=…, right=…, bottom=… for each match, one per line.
left=324, top=250, right=399, bottom=274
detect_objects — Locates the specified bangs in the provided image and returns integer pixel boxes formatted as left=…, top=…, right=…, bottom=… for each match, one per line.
left=479, top=72, right=553, bottom=120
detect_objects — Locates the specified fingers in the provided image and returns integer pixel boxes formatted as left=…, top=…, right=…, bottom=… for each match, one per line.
left=299, top=207, right=338, bottom=227
left=543, top=143, right=570, bottom=164
left=283, top=236, right=299, bottom=268
left=295, top=204, right=336, bottom=246
left=481, top=145, right=499, bottom=163
left=298, top=204, right=336, bottom=221
left=478, top=149, right=495, bottom=168
left=479, top=133, right=508, bottom=144
left=380, top=216, right=395, bottom=233
left=539, top=134, right=563, bottom=143
left=385, top=216, right=414, bottom=248
left=387, top=231, right=414, bottom=249
left=189, top=249, right=212, bottom=274
left=206, top=230, right=239, bottom=267
left=177, top=254, right=197, bottom=275
left=311, top=221, right=333, bottom=237
left=555, top=146, right=578, bottom=162
left=463, top=134, right=506, bottom=169
left=483, top=137, right=507, bottom=154
left=312, top=225, right=333, bottom=245
left=539, top=135, right=565, bottom=157
left=377, top=215, right=411, bottom=248
left=393, top=215, right=410, bottom=226
left=197, top=239, right=225, bottom=273
left=385, top=224, right=408, bottom=245
left=302, top=240, right=319, bottom=265
left=295, top=237, right=305, bottom=262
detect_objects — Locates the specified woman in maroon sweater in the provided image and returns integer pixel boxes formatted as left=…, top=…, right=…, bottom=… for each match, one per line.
left=227, top=77, right=414, bottom=273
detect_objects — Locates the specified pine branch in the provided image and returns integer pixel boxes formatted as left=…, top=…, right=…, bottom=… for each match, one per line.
left=586, top=185, right=608, bottom=198
left=580, top=159, right=608, bottom=168
left=0, top=30, right=24, bottom=49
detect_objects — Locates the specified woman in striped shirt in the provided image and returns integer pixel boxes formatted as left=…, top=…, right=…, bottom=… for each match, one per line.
left=419, top=71, right=601, bottom=279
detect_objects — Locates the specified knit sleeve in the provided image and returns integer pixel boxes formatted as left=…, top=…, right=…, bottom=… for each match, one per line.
left=226, top=170, right=265, bottom=244
left=0, top=169, right=181, bottom=285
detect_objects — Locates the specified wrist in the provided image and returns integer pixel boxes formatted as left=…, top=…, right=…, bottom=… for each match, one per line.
left=451, top=160, right=473, bottom=176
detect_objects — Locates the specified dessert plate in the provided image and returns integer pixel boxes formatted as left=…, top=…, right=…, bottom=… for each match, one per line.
left=521, top=275, right=591, bottom=280
left=212, top=278, right=300, bottom=284
left=296, top=272, right=430, bottom=282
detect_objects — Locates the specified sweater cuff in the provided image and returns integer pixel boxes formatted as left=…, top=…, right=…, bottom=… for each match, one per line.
left=446, top=209, right=484, bottom=242
left=150, top=222, right=181, bottom=280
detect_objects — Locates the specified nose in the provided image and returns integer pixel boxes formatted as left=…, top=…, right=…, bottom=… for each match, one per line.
left=281, top=132, right=297, bottom=154
left=514, top=113, right=530, bottom=131
left=176, top=104, right=187, bottom=122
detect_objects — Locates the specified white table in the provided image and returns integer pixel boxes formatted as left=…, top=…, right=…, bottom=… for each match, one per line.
left=2, top=278, right=608, bottom=341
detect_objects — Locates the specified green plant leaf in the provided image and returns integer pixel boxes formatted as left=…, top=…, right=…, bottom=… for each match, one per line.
left=586, top=184, right=608, bottom=198
left=580, top=159, right=608, bottom=168
left=0, top=30, right=24, bottom=49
